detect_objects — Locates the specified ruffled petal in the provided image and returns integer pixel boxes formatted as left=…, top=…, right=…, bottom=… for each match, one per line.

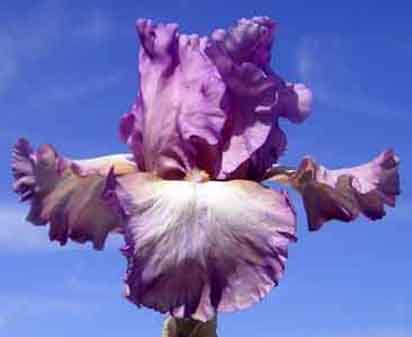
left=120, top=17, right=312, bottom=181
left=278, top=83, right=313, bottom=124
left=119, top=99, right=146, bottom=171
left=11, top=138, right=130, bottom=250
left=112, top=174, right=296, bottom=321
left=122, top=19, right=227, bottom=179
left=289, top=150, right=400, bottom=231
left=203, top=16, right=312, bottom=179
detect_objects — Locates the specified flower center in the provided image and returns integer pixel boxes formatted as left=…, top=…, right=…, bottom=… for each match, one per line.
left=184, top=169, right=210, bottom=183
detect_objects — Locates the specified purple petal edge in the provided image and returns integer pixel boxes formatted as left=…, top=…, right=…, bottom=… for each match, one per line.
left=120, top=17, right=312, bottom=181
left=291, top=150, right=400, bottom=231
left=11, top=138, right=123, bottom=250
left=109, top=174, right=296, bottom=321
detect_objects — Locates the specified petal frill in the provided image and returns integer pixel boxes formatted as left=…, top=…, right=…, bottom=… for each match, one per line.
left=289, top=150, right=400, bottom=231
left=11, top=138, right=133, bottom=249
left=119, top=100, right=146, bottom=171
left=113, top=173, right=296, bottom=321
left=206, top=17, right=312, bottom=179
left=120, top=17, right=312, bottom=180
left=122, top=20, right=227, bottom=179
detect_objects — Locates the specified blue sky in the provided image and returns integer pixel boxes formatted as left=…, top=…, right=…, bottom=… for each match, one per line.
left=0, top=0, right=411, bottom=336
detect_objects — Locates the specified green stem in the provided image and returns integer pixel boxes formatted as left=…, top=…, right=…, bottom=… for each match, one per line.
left=161, top=316, right=218, bottom=337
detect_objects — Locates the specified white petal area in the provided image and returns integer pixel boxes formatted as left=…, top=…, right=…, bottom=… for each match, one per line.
left=116, top=174, right=296, bottom=321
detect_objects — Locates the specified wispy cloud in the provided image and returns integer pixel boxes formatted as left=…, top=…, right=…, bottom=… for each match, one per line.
left=0, top=272, right=122, bottom=330
left=63, top=275, right=121, bottom=297
left=0, top=204, right=124, bottom=254
left=0, top=1, right=116, bottom=94
left=0, top=205, right=54, bottom=252
left=0, top=2, right=62, bottom=93
left=73, top=9, right=115, bottom=40
left=0, top=292, right=99, bottom=330
left=389, top=199, right=412, bottom=224
left=0, top=34, right=18, bottom=94
left=29, top=71, right=125, bottom=108
left=316, top=327, right=411, bottom=337
left=296, top=34, right=410, bottom=118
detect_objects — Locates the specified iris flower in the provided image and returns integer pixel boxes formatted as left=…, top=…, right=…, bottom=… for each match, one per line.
left=11, top=17, right=400, bottom=337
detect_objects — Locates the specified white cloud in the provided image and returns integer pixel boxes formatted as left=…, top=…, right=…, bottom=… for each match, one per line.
left=0, top=273, right=122, bottom=329
left=0, top=205, right=55, bottom=252
left=63, top=275, right=121, bottom=296
left=0, top=1, right=115, bottom=94
left=0, top=292, right=99, bottom=329
left=316, top=327, right=410, bottom=337
left=0, top=315, right=6, bottom=330
left=0, top=294, right=88, bottom=316
left=296, top=35, right=410, bottom=118
left=0, top=204, right=124, bottom=254
left=73, top=9, right=115, bottom=40
left=0, top=33, right=18, bottom=93
left=389, top=200, right=412, bottom=223
left=30, top=71, right=124, bottom=106
left=0, top=2, right=62, bottom=93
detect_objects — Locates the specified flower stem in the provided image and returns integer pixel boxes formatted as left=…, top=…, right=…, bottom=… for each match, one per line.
left=161, top=316, right=218, bottom=337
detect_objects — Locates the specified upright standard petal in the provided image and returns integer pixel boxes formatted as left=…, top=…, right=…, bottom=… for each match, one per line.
left=11, top=139, right=134, bottom=249
left=288, top=150, right=400, bottom=231
left=112, top=174, right=296, bottom=321
left=122, top=20, right=227, bottom=180
left=206, top=17, right=312, bottom=179
left=120, top=17, right=312, bottom=181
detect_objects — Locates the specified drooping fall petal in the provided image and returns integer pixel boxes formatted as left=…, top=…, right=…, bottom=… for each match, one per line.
left=120, top=17, right=312, bottom=181
left=8, top=13, right=404, bottom=329
left=289, top=150, right=400, bottom=231
left=11, top=139, right=134, bottom=249
left=111, top=173, right=296, bottom=321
